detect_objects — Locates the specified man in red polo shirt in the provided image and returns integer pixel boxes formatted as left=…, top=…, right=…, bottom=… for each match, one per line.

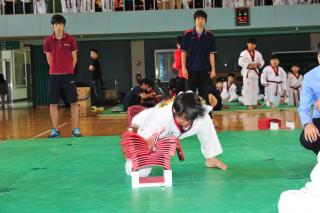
left=43, top=14, right=81, bottom=138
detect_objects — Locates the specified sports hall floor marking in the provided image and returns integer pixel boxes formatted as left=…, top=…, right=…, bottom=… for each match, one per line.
left=31, top=122, right=69, bottom=139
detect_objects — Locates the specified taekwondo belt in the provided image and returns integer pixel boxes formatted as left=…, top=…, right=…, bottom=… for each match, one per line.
left=267, top=80, right=282, bottom=96
left=246, top=68, right=259, bottom=78
left=290, top=86, right=301, bottom=106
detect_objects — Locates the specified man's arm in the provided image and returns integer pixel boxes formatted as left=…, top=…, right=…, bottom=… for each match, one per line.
left=209, top=53, right=216, bottom=79
left=89, top=64, right=95, bottom=72
left=180, top=34, right=189, bottom=79
left=298, top=77, right=320, bottom=142
left=72, top=51, right=77, bottom=69
left=140, top=92, right=156, bottom=100
left=181, top=51, right=188, bottom=79
left=45, top=53, right=51, bottom=66
left=298, top=77, right=314, bottom=127
left=43, top=37, right=51, bottom=67
left=209, top=36, right=217, bottom=79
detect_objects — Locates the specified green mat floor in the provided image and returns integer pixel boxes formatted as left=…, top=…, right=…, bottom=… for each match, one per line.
left=98, top=103, right=296, bottom=118
left=0, top=130, right=316, bottom=213
left=221, top=102, right=296, bottom=112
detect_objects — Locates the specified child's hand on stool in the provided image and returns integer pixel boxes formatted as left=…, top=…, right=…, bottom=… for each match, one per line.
left=146, top=127, right=165, bottom=151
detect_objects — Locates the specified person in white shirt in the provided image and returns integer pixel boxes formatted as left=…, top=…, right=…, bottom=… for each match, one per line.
left=238, top=38, right=265, bottom=110
left=260, top=55, right=287, bottom=108
left=278, top=153, right=320, bottom=213
left=100, top=0, right=112, bottom=12
left=221, top=73, right=238, bottom=103
left=125, top=92, right=227, bottom=177
left=34, top=0, right=47, bottom=14
left=61, top=0, right=87, bottom=13
left=287, top=65, right=303, bottom=106
left=273, top=0, right=285, bottom=5
left=287, top=0, right=312, bottom=4
left=61, top=0, right=74, bottom=13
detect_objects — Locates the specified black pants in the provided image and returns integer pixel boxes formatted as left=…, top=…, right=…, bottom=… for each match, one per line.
left=91, top=80, right=103, bottom=107
left=300, top=118, right=320, bottom=155
left=48, top=74, right=77, bottom=104
left=176, top=77, right=185, bottom=95
left=185, top=71, right=210, bottom=104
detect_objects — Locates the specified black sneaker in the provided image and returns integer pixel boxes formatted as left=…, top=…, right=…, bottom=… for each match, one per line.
left=48, top=128, right=61, bottom=138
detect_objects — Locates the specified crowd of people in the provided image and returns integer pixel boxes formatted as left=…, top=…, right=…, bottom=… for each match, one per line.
left=125, top=38, right=304, bottom=113
left=137, top=36, right=303, bottom=113
left=0, top=0, right=319, bottom=15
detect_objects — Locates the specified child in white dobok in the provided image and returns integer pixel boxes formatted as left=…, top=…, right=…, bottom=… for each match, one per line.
left=287, top=65, right=303, bottom=106
left=261, top=55, right=287, bottom=108
left=125, top=92, right=227, bottom=177
left=221, top=73, right=238, bottom=103
left=238, top=38, right=265, bottom=110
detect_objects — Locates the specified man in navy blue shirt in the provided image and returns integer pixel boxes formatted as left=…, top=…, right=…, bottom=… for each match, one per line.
left=123, top=79, right=156, bottom=111
left=298, top=43, right=320, bottom=155
left=181, top=10, right=217, bottom=104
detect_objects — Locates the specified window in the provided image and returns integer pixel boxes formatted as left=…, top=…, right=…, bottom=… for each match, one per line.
left=154, top=49, right=177, bottom=82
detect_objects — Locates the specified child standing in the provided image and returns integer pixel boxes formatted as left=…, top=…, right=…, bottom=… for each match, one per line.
left=221, top=73, right=238, bottom=103
left=238, top=38, right=264, bottom=109
left=260, top=55, right=287, bottom=108
left=287, top=65, right=303, bottom=106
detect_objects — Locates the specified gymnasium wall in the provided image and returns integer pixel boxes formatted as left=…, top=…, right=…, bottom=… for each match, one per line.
left=1, top=5, right=320, bottom=38
left=75, top=40, right=132, bottom=93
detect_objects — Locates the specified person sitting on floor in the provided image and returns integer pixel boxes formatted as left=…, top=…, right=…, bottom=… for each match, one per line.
left=123, top=78, right=156, bottom=111
left=221, top=73, right=238, bottom=103
left=215, top=78, right=224, bottom=93
left=208, top=80, right=223, bottom=111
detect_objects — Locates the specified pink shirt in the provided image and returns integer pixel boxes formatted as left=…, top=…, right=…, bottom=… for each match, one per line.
left=173, top=48, right=184, bottom=78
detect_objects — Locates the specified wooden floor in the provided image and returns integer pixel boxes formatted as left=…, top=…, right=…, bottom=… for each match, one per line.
left=0, top=106, right=302, bottom=140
